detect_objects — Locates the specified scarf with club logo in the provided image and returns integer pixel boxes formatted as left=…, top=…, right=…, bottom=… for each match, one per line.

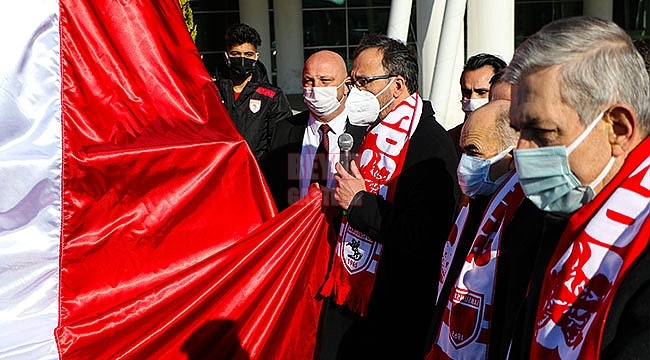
left=318, top=93, right=421, bottom=316
left=529, top=136, right=650, bottom=360
left=427, top=172, right=525, bottom=359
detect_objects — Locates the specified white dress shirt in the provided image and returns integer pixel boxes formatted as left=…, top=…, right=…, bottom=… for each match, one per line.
left=299, top=109, right=348, bottom=199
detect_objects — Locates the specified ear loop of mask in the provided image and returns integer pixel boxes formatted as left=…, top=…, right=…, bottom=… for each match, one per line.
left=334, top=79, right=348, bottom=102
left=489, top=145, right=516, bottom=164
left=565, top=111, right=615, bottom=189
left=376, top=77, right=396, bottom=113
left=566, top=111, right=604, bottom=154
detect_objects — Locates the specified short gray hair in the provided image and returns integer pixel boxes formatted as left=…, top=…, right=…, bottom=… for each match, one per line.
left=502, top=16, right=650, bottom=134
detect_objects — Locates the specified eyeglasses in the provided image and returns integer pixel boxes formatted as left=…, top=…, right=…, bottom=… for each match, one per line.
left=349, top=74, right=396, bottom=88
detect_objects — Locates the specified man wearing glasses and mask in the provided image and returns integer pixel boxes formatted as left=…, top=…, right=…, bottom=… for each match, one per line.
left=215, top=23, right=292, bottom=163
left=318, top=33, right=460, bottom=359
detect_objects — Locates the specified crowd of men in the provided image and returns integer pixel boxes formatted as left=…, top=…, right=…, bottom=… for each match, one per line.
left=217, top=16, right=649, bottom=360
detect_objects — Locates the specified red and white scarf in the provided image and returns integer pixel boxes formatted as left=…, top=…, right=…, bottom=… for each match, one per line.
left=438, top=202, right=470, bottom=302
left=529, top=137, right=650, bottom=360
left=318, top=93, right=422, bottom=316
left=428, top=172, right=525, bottom=359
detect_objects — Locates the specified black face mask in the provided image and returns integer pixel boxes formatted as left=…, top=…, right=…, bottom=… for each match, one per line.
left=226, top=56, right=257, bottom=79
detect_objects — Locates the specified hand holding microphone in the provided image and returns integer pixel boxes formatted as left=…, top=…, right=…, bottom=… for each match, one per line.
left=337, top=132, right=354, bottom=173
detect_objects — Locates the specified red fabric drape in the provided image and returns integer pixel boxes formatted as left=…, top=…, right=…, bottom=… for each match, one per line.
left=55, top=1, right=330, bottom=358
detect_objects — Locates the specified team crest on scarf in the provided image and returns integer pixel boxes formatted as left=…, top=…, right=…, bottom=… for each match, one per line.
left=448, top=288, right=484, bottom=348
left=339, top=225, right=382, bottom=274
left=249, top=99, right=261, bottom=113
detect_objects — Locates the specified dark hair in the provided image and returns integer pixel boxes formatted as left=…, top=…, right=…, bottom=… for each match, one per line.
left=463, top=53, right=507, bottom=74
left=489, top=68, right=506, bottom=86
left=634, top=38, right=650, bottom=75
left=353, top=33, right=419, bottom=93
left=224, top=23, right=261, bottom=50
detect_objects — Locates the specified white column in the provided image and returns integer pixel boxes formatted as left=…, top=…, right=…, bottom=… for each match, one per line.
left=418, top=0, right=444, bottom=100
left=415, top=0, right=444, bottom=100
left=466, top=0, right=514, bottom=63
left=583, top=0, right=613, bottom=19
left=273, top=0, right=304, bottom=94
left=239, top=0, right=272, bottom=76
left=429, top=0, right=467, bottom=130
left=387, top=0, right=413, bottom=42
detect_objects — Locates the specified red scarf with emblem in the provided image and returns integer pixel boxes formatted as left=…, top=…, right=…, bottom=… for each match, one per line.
left=529, top=136, right=650, bottom=360
left=318, top=93, right=421, bottom=316
left=427, top=172, right=525, bottom=359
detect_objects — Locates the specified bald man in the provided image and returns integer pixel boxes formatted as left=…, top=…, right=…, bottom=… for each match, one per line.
left=262, top=50, right=366, bottom=212
left=458, top=99, right=517, bottom=187
left=426, top=99, right=551, bottom=359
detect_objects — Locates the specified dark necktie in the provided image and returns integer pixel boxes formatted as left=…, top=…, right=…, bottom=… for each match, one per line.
left=312, top=124, right=331, bottom=186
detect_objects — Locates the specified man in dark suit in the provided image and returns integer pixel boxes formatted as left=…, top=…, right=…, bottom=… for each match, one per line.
left=326, top=34, right=460, bottom=359
left=262, top=50, right=365, bottom=212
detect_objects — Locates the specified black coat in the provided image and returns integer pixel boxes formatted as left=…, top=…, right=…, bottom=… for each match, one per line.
left=262, top=110, right=367, bottom=212
left=215, top=60, right=293, bottom=162
left=336, top=99, right=460, bottom=359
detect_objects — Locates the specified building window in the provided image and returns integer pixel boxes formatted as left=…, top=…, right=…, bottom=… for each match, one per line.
left=189, top=0, right=647, bottom=83
left=614, top=0, right=649, bottom=40
left=514, top=0, right=583, bottom=46
left=303, top=0, right=416, bottom=67
left=189, top=0, right=241, bottom=79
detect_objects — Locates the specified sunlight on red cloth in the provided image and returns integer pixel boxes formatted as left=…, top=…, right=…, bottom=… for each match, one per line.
left=52, top=0, right=331, bottom=359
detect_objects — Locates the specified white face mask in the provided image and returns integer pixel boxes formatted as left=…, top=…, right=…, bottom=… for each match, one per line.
left=457, top=146, right=514, bottom=198
left=461, top=98, right=489, bottom=114
left=346, top=77, right=395, bottom=126
left=514, top=111, right=615, bottom=214
left=303, top=80, right=347, bottom=118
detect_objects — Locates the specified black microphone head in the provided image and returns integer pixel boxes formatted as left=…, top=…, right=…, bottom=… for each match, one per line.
left=338, top=133, right=354, bottom=151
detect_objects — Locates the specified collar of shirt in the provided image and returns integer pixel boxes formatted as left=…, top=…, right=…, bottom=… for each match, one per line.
left=299, top=110, right=349, bottom=194
left=306, top=109, right=348, bottom=142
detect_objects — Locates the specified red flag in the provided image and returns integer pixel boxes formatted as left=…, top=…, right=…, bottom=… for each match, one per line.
left=1, top=0, right=329, bottom=359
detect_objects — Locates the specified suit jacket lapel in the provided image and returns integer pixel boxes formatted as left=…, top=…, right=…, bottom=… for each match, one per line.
left=288, top=111, right=309, bottom=153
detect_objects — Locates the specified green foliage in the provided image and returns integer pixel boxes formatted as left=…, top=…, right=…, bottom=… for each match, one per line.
left=179, top=0, right=197, bottom=42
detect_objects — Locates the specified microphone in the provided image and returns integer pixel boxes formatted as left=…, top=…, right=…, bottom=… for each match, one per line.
left=338, top=133, right=354, bottom=173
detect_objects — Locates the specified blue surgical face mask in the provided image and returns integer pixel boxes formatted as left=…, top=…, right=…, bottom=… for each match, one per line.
left=457, top=146, right=514, bottom=198
left=514, top=111, right=615, bottom=215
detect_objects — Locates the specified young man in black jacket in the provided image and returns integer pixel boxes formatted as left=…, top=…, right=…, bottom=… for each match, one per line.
left=215, top=23, right=292, bottom=162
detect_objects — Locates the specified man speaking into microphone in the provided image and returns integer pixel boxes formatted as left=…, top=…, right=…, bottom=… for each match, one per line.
left=262, top=50, right=366, bottom=212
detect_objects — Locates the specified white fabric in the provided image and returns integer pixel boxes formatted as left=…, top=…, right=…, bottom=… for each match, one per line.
left=0, top=1, right=61, bottom=359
